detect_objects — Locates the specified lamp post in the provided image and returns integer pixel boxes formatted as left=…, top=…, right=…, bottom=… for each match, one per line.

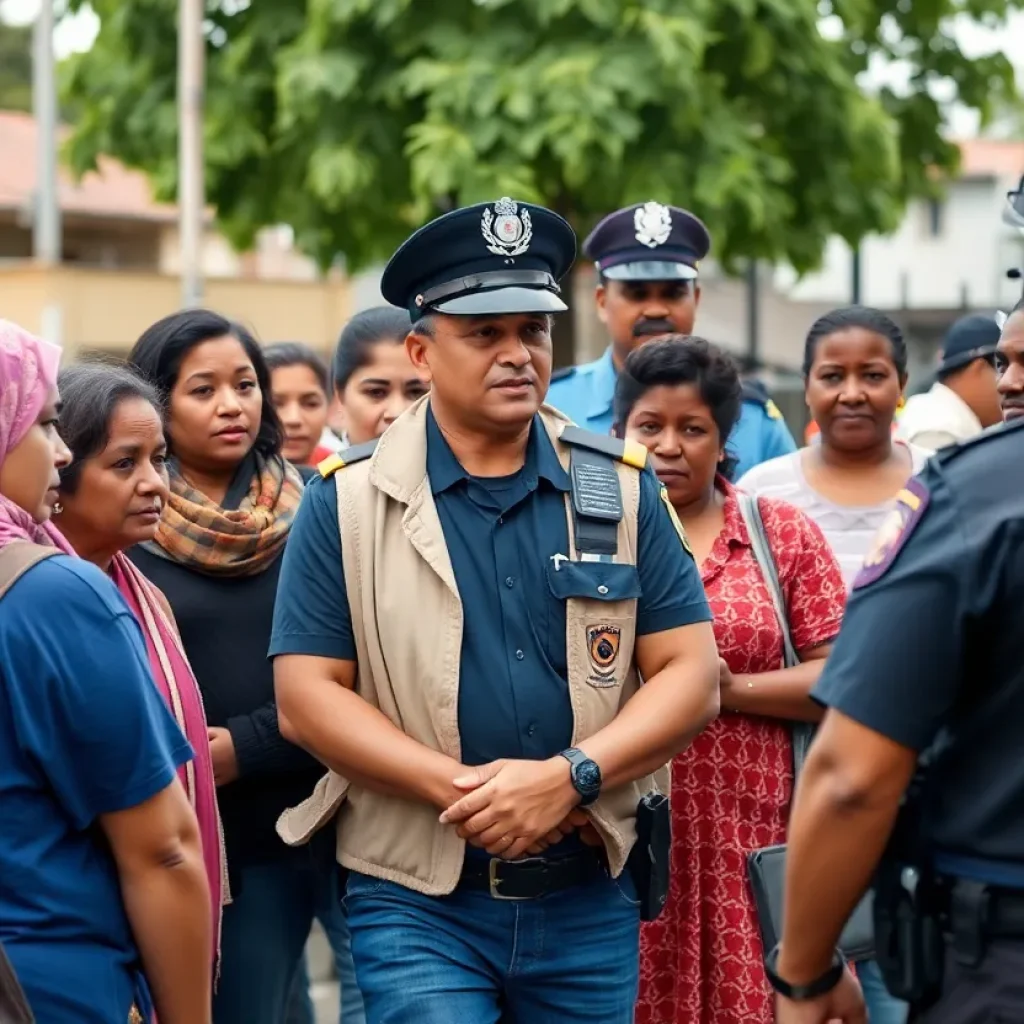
left=178, top=0, right=205, bottom=307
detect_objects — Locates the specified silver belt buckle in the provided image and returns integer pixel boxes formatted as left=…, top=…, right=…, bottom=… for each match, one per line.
left=488, top=857, right=531, bottom=900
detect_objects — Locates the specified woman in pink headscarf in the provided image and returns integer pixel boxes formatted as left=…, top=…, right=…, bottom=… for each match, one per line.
left=0, top=321, right=212, bottom=1024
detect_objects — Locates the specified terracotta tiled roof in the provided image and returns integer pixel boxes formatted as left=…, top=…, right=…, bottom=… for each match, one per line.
left=0, top=109, right=176, bottom=222
left=957, top=138, right=1024, bottom=179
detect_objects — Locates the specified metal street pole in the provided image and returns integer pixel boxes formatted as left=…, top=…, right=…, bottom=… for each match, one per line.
left=178, top=0, right=205, bottom=307
left=33, top=0, right=62, bottom=343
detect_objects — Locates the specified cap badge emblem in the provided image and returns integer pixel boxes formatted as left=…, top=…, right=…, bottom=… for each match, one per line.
left=482, top=197, right=533, bottom=257
left=634, top=201, right=673, bottom=249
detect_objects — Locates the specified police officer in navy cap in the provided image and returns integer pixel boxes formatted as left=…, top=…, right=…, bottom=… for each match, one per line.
left=271, top=198, right=719, bottom=1023
left=897, top=314, right=1002, bottom=450
left=765, top=409, right=1024, bottom=1022
left=546, top=200, right=797, bottom=477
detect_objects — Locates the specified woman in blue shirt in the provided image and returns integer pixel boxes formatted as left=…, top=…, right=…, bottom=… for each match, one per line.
left=0, top=320, right=212, bottom=1023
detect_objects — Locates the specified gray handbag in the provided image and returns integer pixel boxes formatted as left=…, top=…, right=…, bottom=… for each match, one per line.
left=736, top=493, right=875, bottom=962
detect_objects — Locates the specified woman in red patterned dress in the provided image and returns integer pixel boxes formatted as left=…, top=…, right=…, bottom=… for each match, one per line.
left=613, top=338, right=847, bottom=1024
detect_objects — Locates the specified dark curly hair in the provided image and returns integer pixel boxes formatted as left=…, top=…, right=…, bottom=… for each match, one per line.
left=802, top=305, right=907, bottom=378
left=612, top=336, right=743, bottom=478
left=128, top=308, right=284, bottom=460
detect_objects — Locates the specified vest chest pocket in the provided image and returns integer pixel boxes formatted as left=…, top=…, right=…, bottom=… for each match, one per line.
left=546, top=561, right=641, bottom=689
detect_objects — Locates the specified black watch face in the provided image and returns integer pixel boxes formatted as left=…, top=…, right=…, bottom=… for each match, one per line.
left=576, top=759, right=601, bottom=794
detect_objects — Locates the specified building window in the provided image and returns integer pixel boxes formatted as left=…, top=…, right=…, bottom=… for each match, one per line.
left=924, top=199, right=944, bottom=238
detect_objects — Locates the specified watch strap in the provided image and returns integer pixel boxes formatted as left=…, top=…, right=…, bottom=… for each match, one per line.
left=764, top=945, right=845, bottom=1000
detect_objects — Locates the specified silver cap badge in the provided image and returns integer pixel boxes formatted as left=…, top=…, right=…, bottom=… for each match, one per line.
left=482, top=197, right=533, bottom=257
left=634, top=201, right=673, bottom=249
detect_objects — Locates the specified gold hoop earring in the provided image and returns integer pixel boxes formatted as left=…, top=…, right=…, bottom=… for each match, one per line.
left=896, top=395, right=906, bottom=411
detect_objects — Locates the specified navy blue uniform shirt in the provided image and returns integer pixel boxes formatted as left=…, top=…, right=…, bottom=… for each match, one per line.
left=0, top=556, right=192, bottom=1023
left=271, top=408, right=710, bottom=770
left=812, top=419, right=1024, bottom=886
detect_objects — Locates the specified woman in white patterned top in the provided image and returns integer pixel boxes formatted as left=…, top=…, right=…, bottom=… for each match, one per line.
left=738, top=306, right=932, bottom=590
left=737, top=305, right=930, bottom=1024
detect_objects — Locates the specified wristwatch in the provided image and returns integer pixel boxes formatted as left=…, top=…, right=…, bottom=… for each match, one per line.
left=559, top=747, right=602, bottom=806
left=764, top=944, right=846, bottom=1000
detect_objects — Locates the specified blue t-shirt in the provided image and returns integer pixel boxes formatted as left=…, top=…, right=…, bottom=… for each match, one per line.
left=0, top=555, right=192, bottom=1024
left=270, top=411, right=711, bottom=768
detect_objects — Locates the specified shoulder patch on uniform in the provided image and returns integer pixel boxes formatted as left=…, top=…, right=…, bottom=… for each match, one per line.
left=765, top=399, right=783, bottom=421
left=558, top=424, right=647, bottom=470
left=317, top=439, right=379, bottom=479
left=741, top=381, right=769, bottom=407
left=550, top=365, right=577, bottom=383
left=852, top=478, right=930, bottom=589
left=659, top=483, right=693, bottom=557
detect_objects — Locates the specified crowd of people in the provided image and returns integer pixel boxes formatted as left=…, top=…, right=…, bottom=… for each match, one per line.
left=1, top=194, right=1023, bottom=1024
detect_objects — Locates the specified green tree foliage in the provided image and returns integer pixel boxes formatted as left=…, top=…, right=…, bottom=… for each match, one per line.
left=62, top=0, right=1022, bottom=272
left=0, top=18, right=32, bottom=113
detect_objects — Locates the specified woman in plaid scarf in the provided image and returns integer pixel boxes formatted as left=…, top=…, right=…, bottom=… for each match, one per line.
left=126, top=310, right=328, bottom=1024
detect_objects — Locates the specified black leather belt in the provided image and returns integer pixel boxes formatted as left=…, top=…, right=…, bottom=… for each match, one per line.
left=976, top=888, right=1024, bottom=937
left=460, top=850, right=607, bottom=900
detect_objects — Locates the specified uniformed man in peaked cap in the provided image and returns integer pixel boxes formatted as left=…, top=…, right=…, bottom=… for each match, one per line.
left=271, top=198, right=720, bottom=1023
left=547, top=201, right=797, bottom=476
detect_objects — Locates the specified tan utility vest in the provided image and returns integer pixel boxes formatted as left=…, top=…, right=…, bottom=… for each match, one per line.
left=278, top=398, right=669, bottom=895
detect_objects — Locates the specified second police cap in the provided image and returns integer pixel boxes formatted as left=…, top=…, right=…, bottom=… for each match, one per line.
left=938, top=314, right=1001, bottom=374
left=584, top=201, right=711, bottom=282
left=380, top=198, right=577, bottom=320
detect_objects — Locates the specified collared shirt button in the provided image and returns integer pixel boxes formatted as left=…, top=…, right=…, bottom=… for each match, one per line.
left=515, top=649, right=525, bottom=660
left=597, top=584, right=609, bottom=595
left=505, top=576, right=515, bottom=588
left=527, top=722, right=537, bottom=737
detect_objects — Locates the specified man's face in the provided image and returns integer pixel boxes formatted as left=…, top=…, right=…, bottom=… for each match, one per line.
left=406, top=312, right=553, bottom=435
left=995, top=310, right=1024, bottom=423
left=596, top=278, right=700, bottom=358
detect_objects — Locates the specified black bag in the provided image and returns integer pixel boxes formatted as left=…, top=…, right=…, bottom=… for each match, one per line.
left=736, top=494, right=875, bottom=961
left=0, top=940, right=33, bottom=1024
left=626, top=792, right=672, bottom=921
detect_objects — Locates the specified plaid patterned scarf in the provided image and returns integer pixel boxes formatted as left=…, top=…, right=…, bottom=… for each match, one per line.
left=146, top=453, right=303, bottom=577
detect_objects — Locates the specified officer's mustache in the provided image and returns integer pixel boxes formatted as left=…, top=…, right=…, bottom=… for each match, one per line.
left=632, top=318, right=676, bottom=339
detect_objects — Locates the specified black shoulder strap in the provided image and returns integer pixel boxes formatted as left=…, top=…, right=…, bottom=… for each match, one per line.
left=317, top=439, right=380, bottom=480
left=559, top=425, right=648, bottom=470
left=557, top=427, right=637, bottom=560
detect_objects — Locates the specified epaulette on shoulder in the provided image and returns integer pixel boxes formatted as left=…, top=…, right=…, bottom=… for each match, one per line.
left=317, top=439, right=379, bottom=480
left=933, top=417, right=1024, bottom=466
left=550, top=365, right=577, bottom=383
left=558, top=424, right=647, bottom=470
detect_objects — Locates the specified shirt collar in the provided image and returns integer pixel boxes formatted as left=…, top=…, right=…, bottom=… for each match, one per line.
left=587, top=347, right=619, bottom=420
left=426, top=405, right=571, bottom=495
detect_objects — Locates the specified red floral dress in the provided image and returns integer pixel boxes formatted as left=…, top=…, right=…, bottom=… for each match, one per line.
left=636, top=480, right=846, bottom=1024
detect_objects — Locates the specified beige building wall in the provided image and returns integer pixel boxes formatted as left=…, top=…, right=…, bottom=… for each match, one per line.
left=0, top=264, right=352, bottom=360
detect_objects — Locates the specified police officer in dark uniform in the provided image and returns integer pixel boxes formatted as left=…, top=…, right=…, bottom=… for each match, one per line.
left=271, top=198, right=720, bottom=1023
left=761, top=413, right=1024, bottom=1023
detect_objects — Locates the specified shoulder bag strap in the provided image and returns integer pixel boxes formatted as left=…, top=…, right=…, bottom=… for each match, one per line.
left=0, top=543, right=58, bottom=602
left=735, top=493, right=816, bottom=776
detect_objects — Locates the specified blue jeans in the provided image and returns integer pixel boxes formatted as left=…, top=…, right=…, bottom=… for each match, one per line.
left=859, top=959, right=908, bottom=1023
left=285, top=839, right=365, bottom=1024
left=344, top=867, right=640, bottom=1024
left=213, top=834, right=365, bottom=1024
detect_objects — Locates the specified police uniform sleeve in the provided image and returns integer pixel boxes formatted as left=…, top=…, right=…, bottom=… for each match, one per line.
left=811, top=467, right=971, bottom=752
left=635, top=466, right=713, bottom=635
left=761, top=413, right=798, bottom=462
left=269, top=474, right=356, bottom=661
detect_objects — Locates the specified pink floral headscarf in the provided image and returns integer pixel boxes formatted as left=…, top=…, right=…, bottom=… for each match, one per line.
left=0, top=319, right=75, bottom=553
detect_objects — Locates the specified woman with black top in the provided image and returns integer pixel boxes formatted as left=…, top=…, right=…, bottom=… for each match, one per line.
left=127, top=309, right=323, bottom=1024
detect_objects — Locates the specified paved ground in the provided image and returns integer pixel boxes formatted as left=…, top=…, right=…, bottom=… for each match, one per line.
left=307, top=926, right=341, bottom=1024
